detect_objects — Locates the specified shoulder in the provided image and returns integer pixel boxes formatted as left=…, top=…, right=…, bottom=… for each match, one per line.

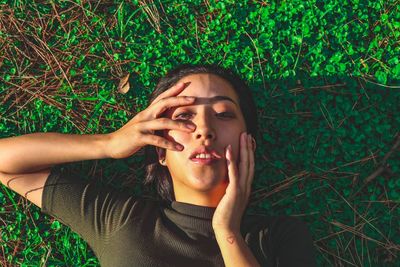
left=243, top=213, right=313, bottom=245
left=42, top=162, right=163, bottom=230
left=242, top=214, right=317, bottom=267
left=242, top=213, right=310, bottom=234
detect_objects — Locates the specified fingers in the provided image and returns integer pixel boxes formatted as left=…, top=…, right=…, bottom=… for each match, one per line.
left=152, top=95, right=196, bottom=118
left=224, top=132, right=255, bottom=206
left=147, top=82, right=195, bottom=119
left=247, top=134, right=255, bottom=196
left=141, top=134, right=184, bottom=151
left=239, top=132, right=249, bottom=190
left=225, top=144, right=239, bottom=187
left=143, top=117, right=195, bottom=133
left=151, top=81, right=191, bottom=106
left=139, top=118, right=195, bottom=151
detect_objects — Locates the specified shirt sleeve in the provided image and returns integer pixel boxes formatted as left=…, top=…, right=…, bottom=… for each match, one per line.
left=41, top=163, right=145, bottom=257
left=272, top=216, right=317, bottom=267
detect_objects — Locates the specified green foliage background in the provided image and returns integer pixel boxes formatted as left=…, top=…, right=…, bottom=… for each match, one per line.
left=0, top=0, right=399, bottom=266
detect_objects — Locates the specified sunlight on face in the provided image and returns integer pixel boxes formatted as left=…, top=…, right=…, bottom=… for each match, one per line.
left=160, top=73, right=247, bottom=196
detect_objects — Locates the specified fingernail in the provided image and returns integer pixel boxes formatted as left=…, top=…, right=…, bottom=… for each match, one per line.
left=183, top=81, right=191, bottom=87
left=186, top=123, right=195, bottom=129
left=226, top=145, right=231, bottom=161
left=175, top=144, right=184, bottom=150
left=251, top=137, right=256, bottom=150
left=185, top=96, right=195, bottom=101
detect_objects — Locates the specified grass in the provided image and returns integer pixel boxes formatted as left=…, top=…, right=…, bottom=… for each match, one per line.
left=0, top=0, right=399, bottom=266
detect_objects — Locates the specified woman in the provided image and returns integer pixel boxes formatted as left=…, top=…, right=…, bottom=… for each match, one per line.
left=0, top=64, right=316, bottom=266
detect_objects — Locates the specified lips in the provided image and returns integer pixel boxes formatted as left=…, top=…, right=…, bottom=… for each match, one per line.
left=190, top=157, right=219, bottom=165
left=189, top=146, right=222, bottom=160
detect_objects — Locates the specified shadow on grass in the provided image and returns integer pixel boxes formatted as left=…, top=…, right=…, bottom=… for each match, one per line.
left=1, top=75, right=399, bottom=266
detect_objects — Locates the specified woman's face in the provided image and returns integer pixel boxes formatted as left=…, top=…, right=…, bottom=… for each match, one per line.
left=159, top=73, right=247, bottom=201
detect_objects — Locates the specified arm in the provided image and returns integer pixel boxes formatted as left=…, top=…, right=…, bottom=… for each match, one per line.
left=215, top=229, right=261, bottom=267
left=0, top=82, right=197, bottom=174
left=0, top=93, right=193, bottom=206
left=212, top=134, right=259, bottom=266
left=0, top=132, right=111, bottom=208
left=0, top=132, right=111, bottom=174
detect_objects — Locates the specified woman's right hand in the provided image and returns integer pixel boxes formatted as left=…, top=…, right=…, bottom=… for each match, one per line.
left=106, top=82, right=196, bottom=159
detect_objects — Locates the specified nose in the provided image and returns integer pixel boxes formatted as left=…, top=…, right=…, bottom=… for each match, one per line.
left=195, top=128, right=215, bottom=141
left=193, top=113, right=216, bottom=141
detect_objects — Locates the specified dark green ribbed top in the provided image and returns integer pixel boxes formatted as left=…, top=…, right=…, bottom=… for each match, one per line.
left=41, top=164, right=316, bottom=267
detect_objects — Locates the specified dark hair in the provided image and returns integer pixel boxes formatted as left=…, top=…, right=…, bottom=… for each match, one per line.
left=143, top=63, right=259, bottom=203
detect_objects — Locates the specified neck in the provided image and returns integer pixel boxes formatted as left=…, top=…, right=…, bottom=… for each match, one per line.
left=174, top=179, right=229, bottom=207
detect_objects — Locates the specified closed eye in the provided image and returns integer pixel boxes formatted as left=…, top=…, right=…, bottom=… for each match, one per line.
left=175, top=112, right=235, bottom=120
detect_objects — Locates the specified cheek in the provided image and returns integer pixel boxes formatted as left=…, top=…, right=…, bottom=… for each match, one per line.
left=164, top=130, right=188, bottom=141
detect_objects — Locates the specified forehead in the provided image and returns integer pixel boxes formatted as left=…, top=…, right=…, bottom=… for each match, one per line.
left=176, top=73, right=239, bottom=103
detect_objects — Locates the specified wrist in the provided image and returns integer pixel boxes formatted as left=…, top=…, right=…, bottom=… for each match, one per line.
left=100, top=133, right=114, bottom=159
left=214, top=228, right=241, bottom=237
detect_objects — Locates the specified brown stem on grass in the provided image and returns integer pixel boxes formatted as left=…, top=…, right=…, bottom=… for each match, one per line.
left=363, top=132, right=400, bottom=184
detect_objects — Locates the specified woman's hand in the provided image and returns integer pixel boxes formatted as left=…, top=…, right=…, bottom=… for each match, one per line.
left=212, top=132, right=255, bottom=234
left=106, top=82, right=196, bottom=159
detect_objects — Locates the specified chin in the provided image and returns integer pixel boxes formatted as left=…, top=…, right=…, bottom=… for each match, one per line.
left=187, top=172, right=226, bottom=191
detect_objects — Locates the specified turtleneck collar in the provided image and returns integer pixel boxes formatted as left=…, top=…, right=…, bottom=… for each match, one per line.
left=171, top=201, right=217, bottom=219
left=162, top=201, right=217, bottom=239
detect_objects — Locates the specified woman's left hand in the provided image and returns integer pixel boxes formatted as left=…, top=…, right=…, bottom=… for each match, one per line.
left=212, top=132, right=255, bottom=234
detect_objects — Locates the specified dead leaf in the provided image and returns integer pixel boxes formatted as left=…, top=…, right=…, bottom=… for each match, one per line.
left=118, top=73, right=130, bottom=94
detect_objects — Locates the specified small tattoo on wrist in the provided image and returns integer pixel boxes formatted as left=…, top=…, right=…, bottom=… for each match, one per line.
left=227, top=236, right=235, bottom=244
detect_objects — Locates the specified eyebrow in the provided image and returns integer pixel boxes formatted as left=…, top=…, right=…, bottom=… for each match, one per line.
left=184, top=95, right=238, bottom=107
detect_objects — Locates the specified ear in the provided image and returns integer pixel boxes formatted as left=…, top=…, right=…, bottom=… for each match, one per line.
left=156, top=147, right=167, bottom=166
